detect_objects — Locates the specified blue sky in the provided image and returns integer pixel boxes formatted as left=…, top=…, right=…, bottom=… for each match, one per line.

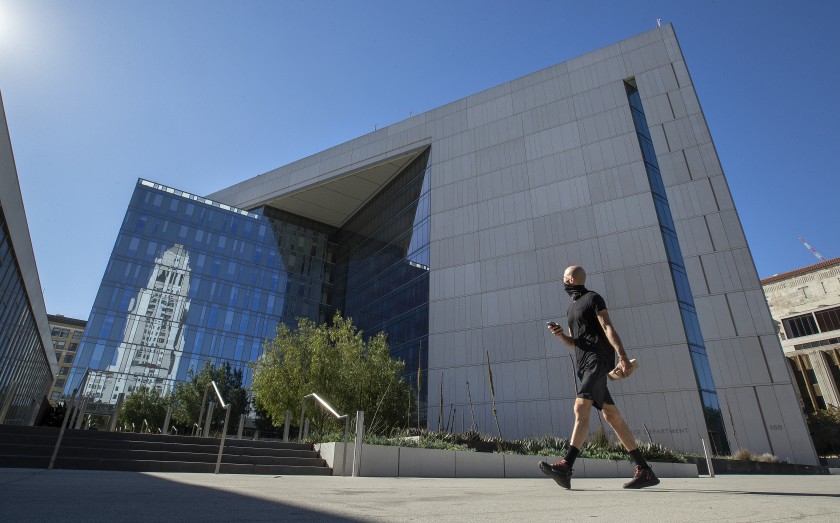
left=1, top=0, right=838, bottom=320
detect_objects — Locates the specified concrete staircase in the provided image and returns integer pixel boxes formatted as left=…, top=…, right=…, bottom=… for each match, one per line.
left=0, top=425, right=332, bottom=475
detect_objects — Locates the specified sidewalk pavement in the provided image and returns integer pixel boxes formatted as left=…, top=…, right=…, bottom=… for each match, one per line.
left=1, top=467, right=838, bottom=522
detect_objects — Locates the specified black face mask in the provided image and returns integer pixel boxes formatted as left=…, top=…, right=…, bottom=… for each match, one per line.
left=564, top=284, right=587, bottom=299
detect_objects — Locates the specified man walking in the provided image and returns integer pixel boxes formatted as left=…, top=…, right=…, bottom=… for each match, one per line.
left=540, top=265, right=659, bottom=489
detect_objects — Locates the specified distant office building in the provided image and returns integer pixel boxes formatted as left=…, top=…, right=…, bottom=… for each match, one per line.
left=46, top=315, right=86, bottom=402
left=762, top=257, right=840, bottom=411
left=68, top=25, right=817, bottom=463
left=0, top=92, right=57, bottom=425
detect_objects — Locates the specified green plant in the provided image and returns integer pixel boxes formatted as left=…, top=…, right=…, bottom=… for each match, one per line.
left=170, top=360, right=248, bottom=434
left=251, top=313, right=411, bottom=435
left=119, top=386, right=168, bottom=430
left=305, top=427, right=689, bottom=463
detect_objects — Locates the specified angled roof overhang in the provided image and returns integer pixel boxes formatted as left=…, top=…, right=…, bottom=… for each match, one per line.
left=260, top=146, right=428, bottom=228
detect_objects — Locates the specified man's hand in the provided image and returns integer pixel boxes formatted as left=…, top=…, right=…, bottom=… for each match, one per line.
left=612, top=357, right=635, bottom=378
left=547, top=322, right=575, bottom=348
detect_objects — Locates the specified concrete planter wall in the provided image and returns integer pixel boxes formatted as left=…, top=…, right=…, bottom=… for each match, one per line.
left=685, top=457, right=829, bottom=475
left=317, top=443, right=698, bottom=478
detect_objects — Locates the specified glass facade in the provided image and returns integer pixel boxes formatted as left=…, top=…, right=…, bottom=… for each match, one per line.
left=0, top=206, right=54, bottom=425
left=625, top=81, right=731, bottom=454
left=67, top=180, right=334, bottom=401
left=68, top=152, right=432, bottom=418
left=331, top=150, right=431, bottom=423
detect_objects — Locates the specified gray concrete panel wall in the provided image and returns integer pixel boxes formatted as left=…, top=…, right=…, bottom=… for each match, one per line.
left=207, top=26, right=816, bottom=464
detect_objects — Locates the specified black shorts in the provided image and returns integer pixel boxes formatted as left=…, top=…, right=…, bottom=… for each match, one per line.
left=577, top=359, right=615, bottom=411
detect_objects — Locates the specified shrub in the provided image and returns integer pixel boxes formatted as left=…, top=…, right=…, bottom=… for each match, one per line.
left=729, top=448, right=781, bottom=463
left=732, top=448, right=753, bottom=461
left=309, top=427, right=688, bottom=463
left=807, top=406, right=840, bottom=456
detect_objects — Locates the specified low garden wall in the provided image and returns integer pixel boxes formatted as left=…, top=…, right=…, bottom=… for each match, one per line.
left=315, top=442, right=698, bottom=479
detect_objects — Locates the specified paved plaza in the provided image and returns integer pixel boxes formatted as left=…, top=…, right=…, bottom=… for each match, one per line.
left=1, top=468, right=838, bottom=521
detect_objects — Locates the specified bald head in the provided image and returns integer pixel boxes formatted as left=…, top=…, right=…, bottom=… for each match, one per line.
left=564, top=266, right=586, bottom=285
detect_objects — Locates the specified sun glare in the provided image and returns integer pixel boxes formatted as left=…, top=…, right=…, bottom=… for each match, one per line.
left=0, top=2, right=24, bottom=50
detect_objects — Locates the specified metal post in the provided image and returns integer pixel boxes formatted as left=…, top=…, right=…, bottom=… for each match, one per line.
left=299, top=401, right=306, bottom=442
left=237, top=414, right=245, bottom=439
left=283, top=410, right=291, bottom=442
left=163, top=406, right=173, bottom=435
left=49, top=401, right=75, bottom=470
left=196, top=386, right=209, bottom=436
left=27, top=398, right=40, bottom=426
left=203, top=402, right=215, bottom=437
left=0, top=381, right=19, bottom=424
left=73, top=399, right=89, bottom=430
left=352, top=410, right=364, bottom=477
left=701, top=437, right=716, bottom=478
left=302, top=418, right=310, bottom=441
left=108, top=393, right=124, bottom=432
left=215, top=406, right=232, bottom=474
left=341, top=415, right=350, bottom=477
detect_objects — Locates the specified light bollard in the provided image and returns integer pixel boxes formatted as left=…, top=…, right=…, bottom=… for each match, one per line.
left=352, top=410, right=364, bottom=477
left=700, top=436, right=716, bottom=478
left=162, top=406, right=173, bottom=435
left=283, top=410, right=291, bottom=442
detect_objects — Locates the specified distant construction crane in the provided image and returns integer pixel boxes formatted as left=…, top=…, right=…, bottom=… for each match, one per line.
left=799, top=237, right=826, bottom=262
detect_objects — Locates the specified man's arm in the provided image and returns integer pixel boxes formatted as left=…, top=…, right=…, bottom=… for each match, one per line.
left=547, top=323, right=575, bottom=349
left=597, top=309, right=634, bottom=377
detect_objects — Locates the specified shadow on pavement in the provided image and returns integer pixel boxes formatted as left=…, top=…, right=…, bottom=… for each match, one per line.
left=653, top=488, right=840, bottom=499
left=0, top=468, right=363, bottom=522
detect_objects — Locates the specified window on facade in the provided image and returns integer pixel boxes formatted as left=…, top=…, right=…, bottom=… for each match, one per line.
left=68, top=343, right=78, bottom=352
left=814, top=306, right=840, bottom=333
left=64, top=354, right=74, bottom=364
left=782, top=313, right=820, bottom=339
left=55, top=379, right=65, bottom=388
left=72, top=331, right=83, bottom=340
left=50, top=392, right=60, bottom=400
left=55, top=341, right=65, bottom=350
left=59, top=367, right=69, bottom=375
left=51, top=327, right=70, bottom=338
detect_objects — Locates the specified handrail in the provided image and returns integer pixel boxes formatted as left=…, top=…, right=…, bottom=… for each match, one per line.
left=210, top=381, right=227, bottom=409
left=300, top=393, right=351, bottom=476
left=303, top=393, right=344, bottom=420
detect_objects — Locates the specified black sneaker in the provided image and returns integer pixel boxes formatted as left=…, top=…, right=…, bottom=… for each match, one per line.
left=623, top=466, right=660, bottom=489
left=539, top=459, right=573, bottom=489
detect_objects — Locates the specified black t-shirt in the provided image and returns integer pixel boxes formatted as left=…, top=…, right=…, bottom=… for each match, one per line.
left=567, top=289, right=615, bottom=373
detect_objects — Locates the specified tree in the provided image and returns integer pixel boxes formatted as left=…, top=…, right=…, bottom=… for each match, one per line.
left=251, top=313, right=411, bottom=435
left=170, top=361, right=248, bottom=434
left=119, top=386, right=168, bottom=432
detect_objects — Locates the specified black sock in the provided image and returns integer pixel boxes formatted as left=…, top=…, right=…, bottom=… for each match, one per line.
left=629, top=448, right=649, bottom=469
left=564, top=445, right=580, bottom=467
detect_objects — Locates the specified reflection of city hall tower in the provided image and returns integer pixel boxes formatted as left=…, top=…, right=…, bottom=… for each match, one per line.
left=87, top=245, right=190, bottom=400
